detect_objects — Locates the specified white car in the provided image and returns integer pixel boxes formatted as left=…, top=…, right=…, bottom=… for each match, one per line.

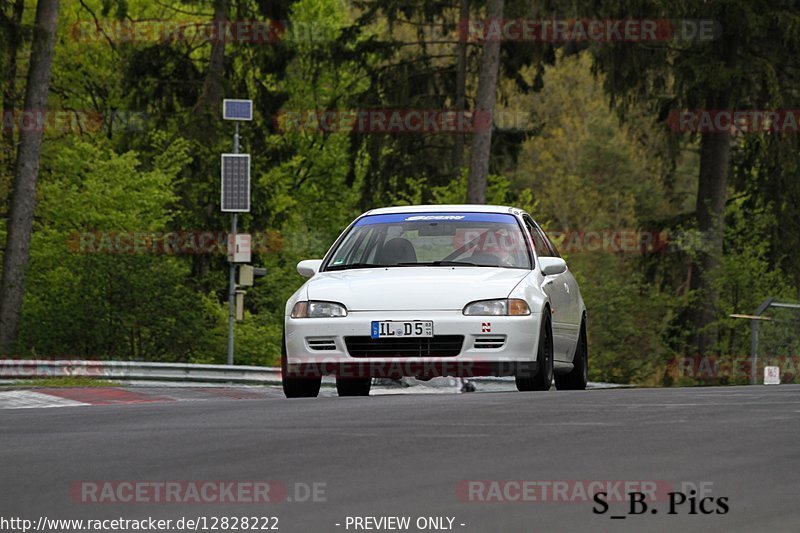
left=282, top=205, right=587, bottom=397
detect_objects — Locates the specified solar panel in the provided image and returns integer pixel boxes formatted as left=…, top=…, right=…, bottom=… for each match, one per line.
left=223, top=99, right=253, bottom=121
left=221, top=154, right=251, bottom=212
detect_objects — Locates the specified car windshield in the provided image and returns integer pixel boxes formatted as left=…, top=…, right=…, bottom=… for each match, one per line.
left=325, top=212, right=531, bottom=270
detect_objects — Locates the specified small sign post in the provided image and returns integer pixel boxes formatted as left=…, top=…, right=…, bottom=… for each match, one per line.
left=764, top=366, right=780, bottom=385
left=222, top=99, right=253, bottom=365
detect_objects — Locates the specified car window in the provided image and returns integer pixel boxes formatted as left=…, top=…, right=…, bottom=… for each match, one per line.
left=326, top=213, right=532, bottom=269
left=535, top=224, right=561, bottom=258
left=333, top=225, right=380, bottom=265
left=524, top=216, right=552, bottom=257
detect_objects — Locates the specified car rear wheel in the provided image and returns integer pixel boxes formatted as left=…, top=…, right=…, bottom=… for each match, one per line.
left=336, top=377, right=372, bottom=397
left=555, top=317, right=588, bottom=390
left=281, top=332, right=321, bottom=398
left=516, top=312, right=553, bottom=392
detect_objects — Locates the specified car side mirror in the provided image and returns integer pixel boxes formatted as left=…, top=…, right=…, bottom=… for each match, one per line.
left=539, top=257, right=567, bottom=276
left=297, top=259, right=323, bottom=278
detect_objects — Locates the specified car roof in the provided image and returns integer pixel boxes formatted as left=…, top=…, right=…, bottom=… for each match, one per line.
left=365, top=204, right=524, bottom=215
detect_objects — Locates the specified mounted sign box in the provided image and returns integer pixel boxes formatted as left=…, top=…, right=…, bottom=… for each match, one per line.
left=223, top=99, right=253, bottom=121
left=221, top=154, right=251, bottom=212
left=239, top=264, right=254, bottom=287
left=239, top=265, right=267, bottom=287
left=227, top=233, right=251, bottom=263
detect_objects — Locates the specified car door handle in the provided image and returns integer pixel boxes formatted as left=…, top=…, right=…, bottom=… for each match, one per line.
left=564, top=282, right=570, bottom=293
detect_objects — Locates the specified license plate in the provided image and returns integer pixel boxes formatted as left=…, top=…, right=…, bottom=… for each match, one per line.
left=371, top=321, right=433, bottom=339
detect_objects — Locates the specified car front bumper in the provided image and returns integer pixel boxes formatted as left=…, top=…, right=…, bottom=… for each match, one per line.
left=284, top=310, right=542, bottom=379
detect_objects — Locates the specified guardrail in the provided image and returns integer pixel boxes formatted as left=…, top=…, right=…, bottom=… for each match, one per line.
left=0, top=360, right=283, bottom=384
left=0, top=360, right=508, bottom=385
left=0, top=359, right=617, bottom=388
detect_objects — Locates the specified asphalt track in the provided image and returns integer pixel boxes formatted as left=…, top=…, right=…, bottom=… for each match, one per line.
left=1, top=385, right=799, bottom=533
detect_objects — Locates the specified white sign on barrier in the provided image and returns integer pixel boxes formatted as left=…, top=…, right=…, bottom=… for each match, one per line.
left=764, top=366, right=780, bottom=385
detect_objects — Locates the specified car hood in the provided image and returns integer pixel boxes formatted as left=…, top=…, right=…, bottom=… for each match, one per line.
left=306, top=267, right=529, bottom=311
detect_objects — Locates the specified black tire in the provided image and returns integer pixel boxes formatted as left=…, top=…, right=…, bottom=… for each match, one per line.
left=336, top=377, right=372, bottom=397
left=555, top=317, right=588, bottom=390
left=516, top=312, right=554, bottom=392
left=281, top=332, right=321, bottom=398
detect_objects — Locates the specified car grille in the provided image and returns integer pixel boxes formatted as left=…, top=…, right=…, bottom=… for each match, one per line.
left=344, top=336, right=464, bottom=358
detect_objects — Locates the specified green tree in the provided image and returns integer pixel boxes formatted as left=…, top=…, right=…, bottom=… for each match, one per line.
left=580, top=0, right=800, bottom=354
left=0, top=0, right=59, bottom=353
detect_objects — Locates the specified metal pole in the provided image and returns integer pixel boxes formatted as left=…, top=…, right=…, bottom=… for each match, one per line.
left=227, top=123, right=240, bottom=366
left=750, top=297, right=774, bottom=384
left=750, top=318, right=758, bottom=385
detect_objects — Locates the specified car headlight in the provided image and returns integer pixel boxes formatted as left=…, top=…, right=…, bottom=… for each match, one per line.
left=463, top=298, right=531, bottom=316
left=291, top=301, right=347, bottom=318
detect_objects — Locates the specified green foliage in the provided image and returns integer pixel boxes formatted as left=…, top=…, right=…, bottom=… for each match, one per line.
left=19, top=377, right=117, bottom=387
left=712, top=197, right=799, bottom=357
left=18, top=137, right=223, bottom=361
left=511, top=52, right=670, bottom=230
left=570, top=253, right=677, bottom=385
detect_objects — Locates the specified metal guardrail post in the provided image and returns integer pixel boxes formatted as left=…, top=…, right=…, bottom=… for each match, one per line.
left=750, top=298, right=774, bottom=385
left=733, top=297, right=800, bottom=385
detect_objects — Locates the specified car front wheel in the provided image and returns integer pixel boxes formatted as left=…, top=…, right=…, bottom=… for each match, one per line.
left=516, top=312, right=553, bottom=392
left=281, top=333, right=321, bottom=398
left=555, top=316, right=588, bottom=390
